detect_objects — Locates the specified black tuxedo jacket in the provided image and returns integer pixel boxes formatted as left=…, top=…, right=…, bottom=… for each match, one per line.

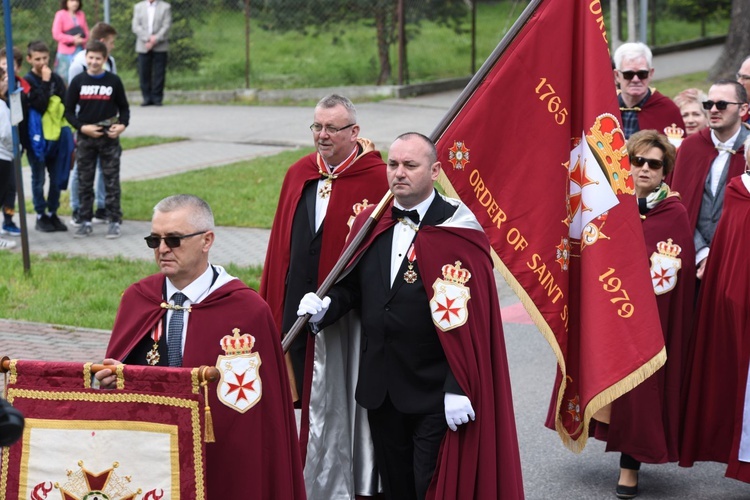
left=324, top=193, right=461, bottom=414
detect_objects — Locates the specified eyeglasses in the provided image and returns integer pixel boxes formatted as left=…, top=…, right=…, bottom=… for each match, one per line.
left=619, top=70, right=650, bottom=81
left=144, top=231, right=207, bottom=249
left=702, top=100, right=744, bottom=111
left=309, top=123, right=355, bottom=135
left=737, top=73, right=750, bottom=82
left=630, top=156, right=664, bottom=170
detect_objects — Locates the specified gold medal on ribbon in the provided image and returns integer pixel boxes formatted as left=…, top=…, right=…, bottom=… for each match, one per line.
left=403, top=243, right=417, bottom=283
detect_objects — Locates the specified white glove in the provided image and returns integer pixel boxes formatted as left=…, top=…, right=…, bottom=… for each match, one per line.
left=444, top=392, right=475, bottom=432
left=297, top=292, right=331, bottom=323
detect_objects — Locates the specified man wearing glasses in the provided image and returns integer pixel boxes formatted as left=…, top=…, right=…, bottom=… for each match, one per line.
left=737, top=55, right=750, bottom=123
left=260, top=94, right=388, bottom=498
left=613, top=42, right=684, bottom=139
left=95, top=194, right=306, bottom=499
left=671, top=80, right=750, bottom=280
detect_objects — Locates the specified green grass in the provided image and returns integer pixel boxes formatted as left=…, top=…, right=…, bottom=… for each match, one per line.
left=652, top=71, right=711, bottom=100
left=0, top=252, right=263, bottom=330
left=117, top=147, right=315, bottom=227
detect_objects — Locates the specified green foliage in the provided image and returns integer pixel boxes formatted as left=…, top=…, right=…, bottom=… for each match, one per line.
left=116, top=147, right=316, bottom=228
left=665, top=0, right=731, bottom=22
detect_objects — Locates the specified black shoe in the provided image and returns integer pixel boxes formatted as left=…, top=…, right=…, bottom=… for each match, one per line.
left=141, top=101, right=154, bottom=107
left=48, top=214, right=68, bottom=232
left=35, top=214, right=56, bottom=232
left=615, top=480, right=638, bottom=499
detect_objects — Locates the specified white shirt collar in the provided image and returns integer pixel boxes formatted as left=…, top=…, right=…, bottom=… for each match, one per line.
left=711, top=127, right=741, bottom=149
left=393, top=189, right=435, bottom=225
left=165, top=264, right=214, bottom=304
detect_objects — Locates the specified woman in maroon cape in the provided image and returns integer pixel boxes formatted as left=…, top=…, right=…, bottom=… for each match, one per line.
left=590, top=130, right=695, bottom=499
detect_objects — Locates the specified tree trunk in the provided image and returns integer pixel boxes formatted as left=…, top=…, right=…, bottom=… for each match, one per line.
left=375, top=7, right=392, bottom=85
left=710, top=0, right=750, bottom=80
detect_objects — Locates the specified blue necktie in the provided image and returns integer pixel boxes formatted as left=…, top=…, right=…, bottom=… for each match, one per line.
left=167, top=292, right=187, bottom=367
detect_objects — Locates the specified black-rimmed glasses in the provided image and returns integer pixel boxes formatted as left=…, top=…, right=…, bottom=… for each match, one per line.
left=630, top=156, right=664, bottom=170
left=619, top=70, right=650, bottom=81
left=309, top=123, right=355, bottom=135
left=144, top=231, right=207, bottom=249
left=702, top=100, right=744, bottom=111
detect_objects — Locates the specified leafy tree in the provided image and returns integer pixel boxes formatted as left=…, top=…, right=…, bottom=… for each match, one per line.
left=710, top=0, right=750, bottom=80
left=665, top=0, right=731, bottom=21
left=257, top=0, right=469, bottom=85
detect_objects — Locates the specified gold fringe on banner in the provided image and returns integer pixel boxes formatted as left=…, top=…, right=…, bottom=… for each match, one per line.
left=200, top=366, right=215, bottom=443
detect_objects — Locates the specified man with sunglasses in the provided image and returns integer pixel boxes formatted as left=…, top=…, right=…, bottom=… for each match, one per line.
left=95, top=194, right=306, bottom=499
left=613, top=42, right=684, bottom=139
left=670, top=80, right=750, bottom=280
left=259, top=94, right=389, bottom=498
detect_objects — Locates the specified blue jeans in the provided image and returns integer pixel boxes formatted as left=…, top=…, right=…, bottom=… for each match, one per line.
left=69, top=158, right=106, bottom=212
left=28, top=151, right=60, bottom=215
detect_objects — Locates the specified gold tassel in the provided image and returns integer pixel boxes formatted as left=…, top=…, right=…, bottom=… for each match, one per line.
left=201, top=368, right=215, bottom=443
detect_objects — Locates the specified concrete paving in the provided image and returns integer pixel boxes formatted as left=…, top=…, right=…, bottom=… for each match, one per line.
left=4, top=44, right=748, bottom=499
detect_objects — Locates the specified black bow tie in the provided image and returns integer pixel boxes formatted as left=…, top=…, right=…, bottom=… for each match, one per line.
left=392, top=207, right=420, bottom=224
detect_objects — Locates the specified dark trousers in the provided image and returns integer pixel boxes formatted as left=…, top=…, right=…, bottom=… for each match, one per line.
left=27, top=151, right=60, bottom=215
left=367, top=395, right=447, bottom=500
left=0, top=159, right=12, bottom=219
left=76, top=134, right=122, bottom=223
left=2, top=158, right=15, bottom=220
left=137, top=51, right=168, bottom=105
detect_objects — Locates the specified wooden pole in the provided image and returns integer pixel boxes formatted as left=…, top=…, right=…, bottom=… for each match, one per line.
left=0, top=356, right=219, bottom=383
left=281, top=190, right=394, bottom=353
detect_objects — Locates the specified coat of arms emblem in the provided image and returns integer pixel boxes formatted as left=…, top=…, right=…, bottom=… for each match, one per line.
left=429, top=261, right=472, bottom=331
left=216, top=329, right=262, bottom=413
left=650, top=238, right=682, bottom=295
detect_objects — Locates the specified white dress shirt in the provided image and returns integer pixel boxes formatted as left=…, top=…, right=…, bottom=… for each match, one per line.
left=165, top=263, right=215, bottom=355
left=389, top=190, right=435, bottom=285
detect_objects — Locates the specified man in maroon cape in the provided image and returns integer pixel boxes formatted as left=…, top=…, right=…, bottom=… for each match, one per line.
left=614, top=42, right=684, bottom=139
left=259, top=94, right=388, bottom=498
left=670, top=80, right=749, bottom=280
left=97, top=194, right=306, bottom=499
left=299, top=133, right=523, bottom=499
left=680, top=144, right=750, bottom=483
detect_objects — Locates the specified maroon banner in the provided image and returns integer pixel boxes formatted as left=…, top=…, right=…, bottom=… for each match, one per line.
left=434, top=0, right=665, bottom=450
left=1, top=360, right=208, bottom=499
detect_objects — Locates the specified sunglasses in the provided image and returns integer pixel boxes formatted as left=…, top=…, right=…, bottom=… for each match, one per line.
left=702, top=100, right=744, bottom=111
left=144, top=231, right=207, bottom=249
left=630, top=156, right=664, bottom=170
left=619, top=70, right=650, bottom=80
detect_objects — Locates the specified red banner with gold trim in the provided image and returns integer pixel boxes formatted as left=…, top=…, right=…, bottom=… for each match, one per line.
left=434, top=0, right=665, bottom=450
left=1, top=360, right=209, bottom=499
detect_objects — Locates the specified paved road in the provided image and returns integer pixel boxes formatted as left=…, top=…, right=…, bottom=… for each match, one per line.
left=4, top=44, right=749, bottom=498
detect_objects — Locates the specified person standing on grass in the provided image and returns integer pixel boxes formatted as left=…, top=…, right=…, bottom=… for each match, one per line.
left=0, top=46, right=29, bottom=238
left=51, top=0, right=89, bottom=83
left=25, top=40, right=69, bottom=233
left=132, top=0, right=171, bottom=107
left=0, top=66, right=17, bottom=250
left=65, top=40, right=129, bottom=240
left=67, top=22, right=119, bottom=228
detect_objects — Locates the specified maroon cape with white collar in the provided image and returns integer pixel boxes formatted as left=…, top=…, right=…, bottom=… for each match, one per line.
left=107, top=273, right=306, bottom=499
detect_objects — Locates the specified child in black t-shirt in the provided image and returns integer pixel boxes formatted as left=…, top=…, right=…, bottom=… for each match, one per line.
left=65, top=40, right=129, bottom=239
